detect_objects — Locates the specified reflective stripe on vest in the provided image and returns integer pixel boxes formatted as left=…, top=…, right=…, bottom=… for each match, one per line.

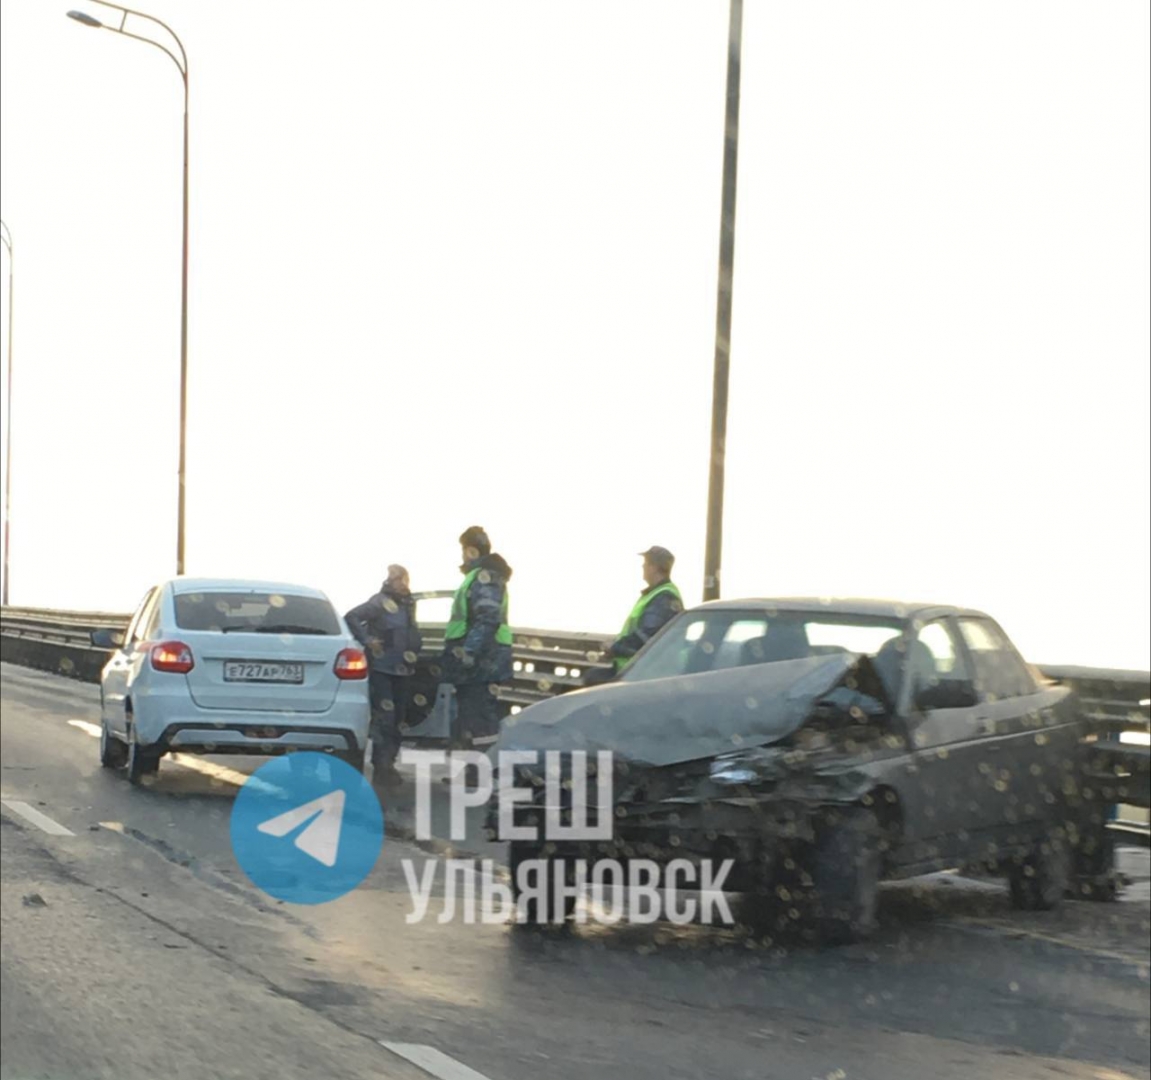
left=614, top=581, right=682, bottom=671
left=444, top=568, right=513, bottom=645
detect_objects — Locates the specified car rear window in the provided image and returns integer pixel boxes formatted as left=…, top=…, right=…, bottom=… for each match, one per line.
left=173, top=591, right=342, bottom=636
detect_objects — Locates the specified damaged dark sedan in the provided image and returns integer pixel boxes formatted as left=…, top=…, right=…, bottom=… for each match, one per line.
left=492, top=599, right=1093, bottom=941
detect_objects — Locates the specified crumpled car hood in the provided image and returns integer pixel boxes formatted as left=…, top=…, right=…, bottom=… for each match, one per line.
left=495, top=653, right=887, bottom=768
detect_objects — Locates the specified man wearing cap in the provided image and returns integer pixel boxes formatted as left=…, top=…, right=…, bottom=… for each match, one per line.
left=442, top=526, right=514, bottom=749
left=587, top=547, right=684, bottom=685
left=345, top=564, right=423, bottom=789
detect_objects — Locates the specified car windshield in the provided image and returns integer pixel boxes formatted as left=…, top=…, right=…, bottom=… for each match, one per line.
left=618, top=608, right=905, bottom=683
left=173, top=591, right=342, bottom=635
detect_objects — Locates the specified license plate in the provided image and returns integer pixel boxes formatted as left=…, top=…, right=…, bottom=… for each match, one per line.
left=223, top=661, right=304, bottom=684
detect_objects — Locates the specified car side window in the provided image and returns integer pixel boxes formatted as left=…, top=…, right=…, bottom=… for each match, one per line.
left=918, top=621, right=967, bottom=677
left=138, top=591, right=163, bottom=642
left=124, top=588, right=158, bottom=645
left=957, top=618, right=1035, bottom=701
left=914, top=620, right=975, bottom=693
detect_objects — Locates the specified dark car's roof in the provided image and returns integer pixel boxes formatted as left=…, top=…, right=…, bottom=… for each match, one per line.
left=690, top=597, right=992, bottom=621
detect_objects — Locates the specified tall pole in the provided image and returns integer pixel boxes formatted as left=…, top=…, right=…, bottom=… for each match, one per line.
left=67, top=1, right=189, bottom=575
left=176, top=80, right=188, bottom=576
left=0, top=221, right=13, bottom=606
left=702, top=0, right=744, bottom=602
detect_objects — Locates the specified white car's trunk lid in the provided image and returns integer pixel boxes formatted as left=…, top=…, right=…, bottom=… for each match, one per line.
left=181, top=631, right=346, bottom=713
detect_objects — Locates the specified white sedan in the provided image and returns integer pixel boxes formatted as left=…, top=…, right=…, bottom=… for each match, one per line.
left=91, top=577, right=372, bottom=784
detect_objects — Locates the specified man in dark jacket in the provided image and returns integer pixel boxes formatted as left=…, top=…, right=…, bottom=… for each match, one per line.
left=586, top=546, right=683, bottom=685
left=442, top=526, right=513, bottom=749
left=345, top=564, right=422, bottom=787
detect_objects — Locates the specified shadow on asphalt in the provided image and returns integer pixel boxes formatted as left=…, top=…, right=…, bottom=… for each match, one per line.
left=500, top=874, right=1150, bottom=962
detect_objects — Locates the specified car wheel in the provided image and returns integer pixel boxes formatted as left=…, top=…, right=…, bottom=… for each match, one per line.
left=509, top=843, right=576, bottom=927
left=99, top=718, right=128, bottom=769
left=807, top=806, right=882, bottom=944
left=733, top=851, right=807, bottom=939
left=1008, top=828, right=1071, bottom=911
left=125, top=723, right=161, bottom=786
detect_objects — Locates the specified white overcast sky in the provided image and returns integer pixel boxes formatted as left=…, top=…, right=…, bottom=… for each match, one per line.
left=1, top=1, right=1148, bottom=667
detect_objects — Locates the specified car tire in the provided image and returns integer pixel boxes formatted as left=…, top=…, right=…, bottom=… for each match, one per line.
left=509, top=843, right=576, bottom=927
left=125, top=723, right=161, bottom=786
left=1008, top=827, right=1071, bottom=911
left=99, top=718, right=127, bottom=770
left=733, top=853, right=807, bottom=939
left=807, top=806, right=882, bottom=944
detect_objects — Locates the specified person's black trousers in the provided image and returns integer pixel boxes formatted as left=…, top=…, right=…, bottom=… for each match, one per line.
left=452, top=682, right=502, bottom=749
left=368, top=671, right=409, bottom=771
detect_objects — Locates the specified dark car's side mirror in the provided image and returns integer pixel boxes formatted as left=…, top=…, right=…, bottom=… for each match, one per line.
left=90, top=628, right=125, bottom=650
left=916, top=680, right=978, bottom=711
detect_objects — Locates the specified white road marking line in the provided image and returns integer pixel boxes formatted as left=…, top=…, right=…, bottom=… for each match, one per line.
left=169, top=753, right=261, bottom=789
left=0, top=798, right=76, bottom=836
left=67, top=718, right=282, bottom=794
left=68, top=719, right=102, bottom=737
left=379, top=1043, right=494, bottom=1080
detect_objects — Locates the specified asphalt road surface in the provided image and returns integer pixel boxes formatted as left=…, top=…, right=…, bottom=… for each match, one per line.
left=2, top=662, right=1149, bottom=1080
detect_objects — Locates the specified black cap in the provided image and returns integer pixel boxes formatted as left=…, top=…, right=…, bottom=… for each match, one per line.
left=639, top=546, right=675, bottom=571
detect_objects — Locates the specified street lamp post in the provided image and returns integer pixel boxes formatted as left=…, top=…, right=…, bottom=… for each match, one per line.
left=0, top=220, right=13, bottom=606
left=67, top=0, right=189, bottom=576
left=702, top=0, right=744, bottom=603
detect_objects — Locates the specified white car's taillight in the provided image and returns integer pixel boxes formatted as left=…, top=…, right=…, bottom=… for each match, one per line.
left=334, top=647, right=369, bottom=680
left=151, top=641, right=195, bottom=674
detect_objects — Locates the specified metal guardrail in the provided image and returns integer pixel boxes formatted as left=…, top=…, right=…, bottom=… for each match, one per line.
left=0, top=606, right=127, bottom=682
left=0, top=602, right=618, bottom=710
left=3, top=604, right=1147, bottom=829
left=1039, top=665, right=1151, bottom=725
left=1039, top=664, right=1151, bottom=836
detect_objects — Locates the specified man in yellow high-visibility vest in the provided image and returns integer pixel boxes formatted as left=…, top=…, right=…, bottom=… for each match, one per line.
left=588, top=547, right=684, bottom=685
left=442, top=525, right=514, bottom=748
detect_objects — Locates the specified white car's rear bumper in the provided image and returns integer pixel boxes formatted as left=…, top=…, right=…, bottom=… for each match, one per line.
left=133, top=694, right=370, bottom=755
